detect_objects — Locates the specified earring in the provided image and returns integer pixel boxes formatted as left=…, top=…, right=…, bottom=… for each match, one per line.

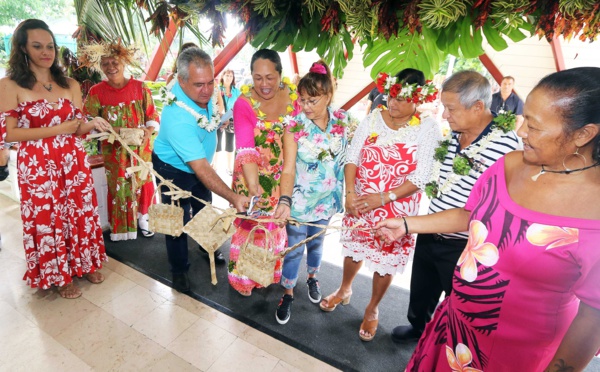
left=24, top=54, right=29, bottom=67
left=562, top=147, right=586, bottom=171
left=279, top=81, right=284, bottom=89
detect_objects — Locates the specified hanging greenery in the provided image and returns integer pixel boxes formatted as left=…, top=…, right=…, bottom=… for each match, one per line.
left=85, top=0, right=600, bottom=80
left=417, top=0, right=470, bottom=29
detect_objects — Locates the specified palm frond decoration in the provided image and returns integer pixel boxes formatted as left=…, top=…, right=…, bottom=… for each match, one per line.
left=337, top=0, right=380, bottom=39
left=418, top=0, right=471, bottom=29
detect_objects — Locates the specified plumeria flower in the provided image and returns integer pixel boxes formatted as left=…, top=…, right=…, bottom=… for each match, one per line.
left=526, top=223, right=578, bottom=249
left=446, top=343, right=483, bottom=372
left=457, top=220, right=499, bottom=282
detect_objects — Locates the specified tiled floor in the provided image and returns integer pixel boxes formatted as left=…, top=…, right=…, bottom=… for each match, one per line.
left=0, top=183, right=341, bottom=371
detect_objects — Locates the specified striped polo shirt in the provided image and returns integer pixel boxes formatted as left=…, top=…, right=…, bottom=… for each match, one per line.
left=429, top=121, right=521, bottom=239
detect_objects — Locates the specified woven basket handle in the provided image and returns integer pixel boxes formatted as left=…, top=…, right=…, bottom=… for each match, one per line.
left=246, top=223, right=274, bottom=253
left=156, top=182, right=178, bottom=207
left=280, top=222, right=327, bottom=258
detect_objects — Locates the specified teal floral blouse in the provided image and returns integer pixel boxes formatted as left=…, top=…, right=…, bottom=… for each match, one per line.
left=286, top=108, right=354, bottom=222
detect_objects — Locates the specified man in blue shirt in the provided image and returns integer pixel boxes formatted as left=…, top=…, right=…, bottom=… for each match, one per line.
left=491, top=76, right=524, bottom=130
left=152, top=48, right=248, bottom=292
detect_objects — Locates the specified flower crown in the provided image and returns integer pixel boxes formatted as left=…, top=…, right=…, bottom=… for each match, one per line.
left=78, top=40, right=140, bottom=73
left=376, top=72, right=438, bottom=104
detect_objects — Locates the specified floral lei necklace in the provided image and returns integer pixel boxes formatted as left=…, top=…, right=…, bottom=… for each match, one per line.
left=365, top=107, right=423, bottom=147
left=240, top=77, right=298, bottom=156
left=287, top=108, right=348, bottom=162
left=424, top=112, right=516, bottom=199
left=161, top=87, right=221, bottom=132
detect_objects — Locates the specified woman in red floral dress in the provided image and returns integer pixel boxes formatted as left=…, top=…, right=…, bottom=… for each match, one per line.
left=321, top=69, right=441, bottom=341
left=81, top=42, right=160, bottom=241
left=0, top=19, right=111, bottom=299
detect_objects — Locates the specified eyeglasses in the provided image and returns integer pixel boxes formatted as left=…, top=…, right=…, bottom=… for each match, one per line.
left=298, top=96, right=323, bottom=108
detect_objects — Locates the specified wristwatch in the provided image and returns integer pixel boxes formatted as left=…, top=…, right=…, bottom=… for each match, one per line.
left=388, top=191, right=397, bottom=202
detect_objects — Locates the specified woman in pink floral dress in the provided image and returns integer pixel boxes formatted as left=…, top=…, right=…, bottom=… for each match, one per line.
left=228, top=49, right=299, bottom=296
left=376, top=67, right=600, bottom=371
left=0, top=19, right=111, bottom=299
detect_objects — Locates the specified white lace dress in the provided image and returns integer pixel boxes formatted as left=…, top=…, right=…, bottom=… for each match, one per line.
left=341, top=109, right=441, bottom=275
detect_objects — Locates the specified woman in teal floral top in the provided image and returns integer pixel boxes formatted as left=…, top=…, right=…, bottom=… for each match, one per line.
left=273, top=60, right=353, bottom=324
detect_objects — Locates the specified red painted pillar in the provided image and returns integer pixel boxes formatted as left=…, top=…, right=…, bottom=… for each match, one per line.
left=288, top=46, right=299, bottom=75
left=341, top=82, right=376, bottom=111
left=478, top=53, right=504, bottom=85
left=141, top=20, right=178, bottom=81
left=214, top=30, right=248, bottom=76
left=550, top=36, right=566, bottom=71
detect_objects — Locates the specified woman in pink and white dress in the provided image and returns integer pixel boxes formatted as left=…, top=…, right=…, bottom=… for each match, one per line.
left=320, top=69, right=441, bottom=342
left=0, top=19, right=111, bottom=299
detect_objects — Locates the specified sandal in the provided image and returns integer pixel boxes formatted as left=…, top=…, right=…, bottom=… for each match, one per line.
left=84, top=271, right=105, bottom=284
left=359, top=318, right=379, bottom=342
left=57, top=283, right=82, bottom=299
left=140, top=228, right=154, bottom=238
left=319, top=292, right=351, bottom=312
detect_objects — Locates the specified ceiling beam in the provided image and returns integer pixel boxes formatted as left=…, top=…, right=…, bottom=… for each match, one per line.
left=141, top=20, right=177, bottom=81
left=214, top=30, right=248, bottom=76
left=341, top=82, right=376, bottom=111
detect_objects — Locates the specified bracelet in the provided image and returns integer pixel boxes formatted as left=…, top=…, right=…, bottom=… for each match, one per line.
left=402, top=216, right=409, bottom=235
left=380, top=192, right=385, bottom=207
left=279, top=195, right=292, bottom=205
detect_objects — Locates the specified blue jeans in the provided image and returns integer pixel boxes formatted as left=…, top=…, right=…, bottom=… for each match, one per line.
left=281, top=218, right=330, bottom=289
left=152, top=152, right=211, bottom=274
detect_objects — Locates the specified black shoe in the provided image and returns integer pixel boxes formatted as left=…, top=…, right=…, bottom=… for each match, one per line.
left=275, top=294, right=294, bottom=325
left=172, top=273, right=190, bottom=293
left=199, top=246, right=226, bottom=264
left=391, top=325, right=422, bottom=343
left=0, top=166, right=8, bottom=182
left=306, top=277, right=321, bottom=303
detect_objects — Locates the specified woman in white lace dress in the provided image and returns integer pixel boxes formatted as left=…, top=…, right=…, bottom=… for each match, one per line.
left=320, top=69, right=441, bottom=342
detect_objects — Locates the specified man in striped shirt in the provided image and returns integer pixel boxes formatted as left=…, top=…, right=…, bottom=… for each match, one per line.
left=392, top=71, right=521, bottom=343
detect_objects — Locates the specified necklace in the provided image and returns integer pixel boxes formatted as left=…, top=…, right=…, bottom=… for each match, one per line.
left=162, top=90, right=221, bottom=132
left=531, top=162, right=600, bottom=181
left=41, top=82, right=52, bottom=92
left=365, top=108, right=423, bottom=147
left=288, top=108, right=348, bottom=162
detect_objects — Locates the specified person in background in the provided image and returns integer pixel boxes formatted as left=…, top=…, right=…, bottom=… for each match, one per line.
left=152, top=47, right=248, bottom=292
left=491, top=76, right=524, bottom=130
left=272, top=60, right=351, bottom=324
left=376, top=66, right=600, bottom=372
left=364, top=86, right=386, bottom=114
left=390, top=70, right=521, bottom=344
left=319, top=68, right=442, bottom=342
left=0, top=19, right=111, bottom=298
left=165, top=42, right=198, bottom=86
left=0, top=147, right=8, bottom=181
left=228, top=49, right=300, bottom=296
left=81, top=41, right=160, bottom=241
left=214, top=68, right=240, bottom=175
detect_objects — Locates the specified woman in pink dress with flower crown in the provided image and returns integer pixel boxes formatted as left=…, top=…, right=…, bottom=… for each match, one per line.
left=0, top=19, right=111, bottom=299
left=376, top=67, right=600, bottom=371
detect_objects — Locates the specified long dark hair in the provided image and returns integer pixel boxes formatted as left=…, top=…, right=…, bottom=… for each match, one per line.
left=534, top=67, right=600, bottom=162
left=7, top=19, right=68, bottom=90
left=250, top=49, right=282, bottom=75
